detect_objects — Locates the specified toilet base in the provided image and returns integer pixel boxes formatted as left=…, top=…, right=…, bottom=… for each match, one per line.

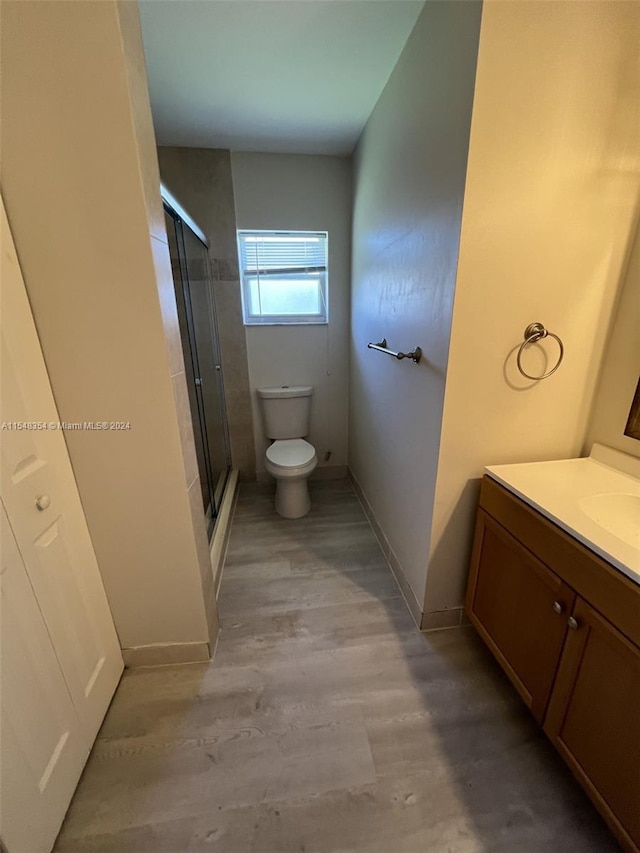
left=274, top=477, right=311, bottom=519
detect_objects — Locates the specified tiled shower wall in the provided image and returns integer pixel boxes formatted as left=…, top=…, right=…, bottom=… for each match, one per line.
left=157, top=147, right=255, bottom=480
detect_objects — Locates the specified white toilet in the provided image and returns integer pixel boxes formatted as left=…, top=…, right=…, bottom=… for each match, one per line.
left=257, top=385, right=317, bottom=519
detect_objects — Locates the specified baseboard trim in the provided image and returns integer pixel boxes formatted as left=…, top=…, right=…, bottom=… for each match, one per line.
left=348, top=469, right=469, bottom=634
left=122, top=641, right=210, bottom=668
left=420, top=607, right=465, bottom=631
left=348, top=469, right=423, bottom=629
left=211, top=469, right=239, bottom=596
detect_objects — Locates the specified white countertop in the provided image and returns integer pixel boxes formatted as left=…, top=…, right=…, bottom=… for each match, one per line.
left=485, top=444, right=640, bottom=586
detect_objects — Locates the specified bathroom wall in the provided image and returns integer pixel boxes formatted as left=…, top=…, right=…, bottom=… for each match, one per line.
left=586, top=219, right=640, bottom=459
left=2, top=0, right=217, bottom=664
left=231, top=152, right=352, bottom=478
left=349, top=0, right=482, bottom=619
left=426, top=0, right=640, bottom=621
left=156, top=147, right=255, bottom=480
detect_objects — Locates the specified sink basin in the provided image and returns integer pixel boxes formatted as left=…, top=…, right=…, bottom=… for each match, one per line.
left=579, top=493, right=640, bottom=550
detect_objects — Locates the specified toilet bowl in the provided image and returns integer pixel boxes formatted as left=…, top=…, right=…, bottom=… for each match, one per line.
left=265, top=438, right=317, bottom=519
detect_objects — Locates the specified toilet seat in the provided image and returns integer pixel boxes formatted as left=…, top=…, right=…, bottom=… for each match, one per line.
left=265, top=439, right=317, bottom=479
left=266, top=439, right=315, bottom=469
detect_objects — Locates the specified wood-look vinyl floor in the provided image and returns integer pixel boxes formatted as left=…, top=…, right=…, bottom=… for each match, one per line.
left=54, top=481, right=618, bottom=852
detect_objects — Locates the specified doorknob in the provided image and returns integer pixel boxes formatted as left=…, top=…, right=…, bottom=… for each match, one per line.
left=35, top=494, right=51, bottom=511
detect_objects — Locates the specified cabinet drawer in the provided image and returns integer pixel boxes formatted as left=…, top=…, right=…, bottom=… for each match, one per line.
left=479, top=476, right=640, bottom=648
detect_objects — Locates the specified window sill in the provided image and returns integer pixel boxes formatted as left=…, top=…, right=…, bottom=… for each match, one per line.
left=244, top=320, right=329, bottom=327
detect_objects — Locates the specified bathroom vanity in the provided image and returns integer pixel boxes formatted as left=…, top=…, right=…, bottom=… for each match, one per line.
left=465, top=447, right=640, bottom=852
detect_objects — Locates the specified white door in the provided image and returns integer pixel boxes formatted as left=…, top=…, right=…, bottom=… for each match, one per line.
left=1, top=504, right=89, bottom=853
left=0, top=196, right=124, bottom=851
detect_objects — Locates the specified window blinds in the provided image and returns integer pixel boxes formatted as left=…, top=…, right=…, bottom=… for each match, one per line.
left=238, top=231, right=327, bottom=277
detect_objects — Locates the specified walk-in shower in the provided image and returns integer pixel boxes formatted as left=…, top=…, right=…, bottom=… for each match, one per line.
left=162, top=186, right=231, bottom=538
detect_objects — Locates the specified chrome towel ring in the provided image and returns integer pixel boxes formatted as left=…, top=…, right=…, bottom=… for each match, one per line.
left=516, top=322, right=564, bottom=380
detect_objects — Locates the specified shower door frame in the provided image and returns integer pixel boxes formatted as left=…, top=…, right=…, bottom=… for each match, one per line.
left=162, top=186, right=231, bottom=539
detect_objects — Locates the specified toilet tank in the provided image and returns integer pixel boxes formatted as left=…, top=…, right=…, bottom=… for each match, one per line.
left=257, top=385, right=313, bottom=439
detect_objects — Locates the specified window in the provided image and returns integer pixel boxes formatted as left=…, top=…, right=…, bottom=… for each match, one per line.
left=237, top=230, right=328, bottom=325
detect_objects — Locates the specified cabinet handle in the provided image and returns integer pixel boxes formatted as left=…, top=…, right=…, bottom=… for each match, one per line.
left=35, top=494, right=51, bottom=511
left=568, top=616, right=579, bottom=630
left=552, top=600, right=564, bottom=614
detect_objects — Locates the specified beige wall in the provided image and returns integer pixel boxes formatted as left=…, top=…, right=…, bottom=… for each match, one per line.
left=349, top=1, right=482, bottom=614
left=586, top=220, right=640, bottom=459
left=1, top=0, right=217, bottom=662
left=426, top=0, right=640, bottom=618
left=120, top=10, right=220, bottom=649
left=157, top=147, right=255, bottom=481
left=231, top=152, right=352, bottom=478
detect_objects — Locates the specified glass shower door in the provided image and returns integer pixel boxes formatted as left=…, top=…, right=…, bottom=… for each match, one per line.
left=164, top=203, right=231, bottom=538
left=182, top=227, right=230, bottom=509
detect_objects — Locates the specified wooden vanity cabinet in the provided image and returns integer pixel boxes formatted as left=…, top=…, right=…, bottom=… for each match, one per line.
left=466, top=476, right=640, bottom=853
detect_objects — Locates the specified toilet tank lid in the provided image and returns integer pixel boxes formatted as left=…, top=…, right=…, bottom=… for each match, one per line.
left=257, top=385, right=313, bottom=399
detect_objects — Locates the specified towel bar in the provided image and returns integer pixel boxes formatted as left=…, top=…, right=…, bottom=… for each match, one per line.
left=367, top=338, right=422, bottom=364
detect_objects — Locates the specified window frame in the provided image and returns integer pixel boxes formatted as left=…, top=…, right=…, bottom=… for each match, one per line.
left=237, top=229, right=329, bottom=326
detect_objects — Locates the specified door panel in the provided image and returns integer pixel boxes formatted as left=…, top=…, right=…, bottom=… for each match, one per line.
left=466, top=511, right=575, bottom=722
left=544, top=598, right=640, bottom=851
left=0, top=198, right=123, bottom=739
left=182, top=226, right=229, bottom=506
left=165, top=209, right=215, bottom=519
left=164, top=203, right=231, bottom=534
left=1, top=504, right=88, bottom=853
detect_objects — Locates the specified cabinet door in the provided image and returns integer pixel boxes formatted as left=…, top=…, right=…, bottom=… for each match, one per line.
left=544, top=598, right=640, bottom=852
left=466, top=510, right=575, bottom=722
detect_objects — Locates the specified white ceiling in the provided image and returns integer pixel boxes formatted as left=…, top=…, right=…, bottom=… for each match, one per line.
left=138, top=1, right=424, bottom=156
